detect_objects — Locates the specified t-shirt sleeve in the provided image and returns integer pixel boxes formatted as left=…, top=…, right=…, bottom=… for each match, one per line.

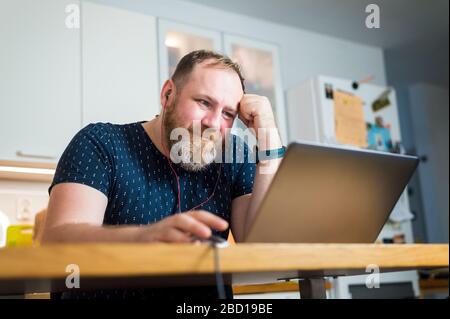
left=231, top=137, right=257, bottom=199
left=48, top=123, right=113, bottom=197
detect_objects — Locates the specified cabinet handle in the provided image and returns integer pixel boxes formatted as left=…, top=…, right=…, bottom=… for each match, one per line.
left=16, top=150, right=56, bottom=160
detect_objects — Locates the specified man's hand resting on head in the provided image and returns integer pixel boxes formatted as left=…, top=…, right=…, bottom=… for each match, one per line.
left=238, top=94, right=282, bottom=151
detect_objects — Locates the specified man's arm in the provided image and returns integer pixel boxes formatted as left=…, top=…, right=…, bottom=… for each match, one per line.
left=231, top=94, right=283, bottom=242
left=42, top=183, right=141, bottom=243
left=42, top=183, right=228, bottom=244
left=231, top=160, right=283, bottom=242
left=231, top=160, right=282, bottom=243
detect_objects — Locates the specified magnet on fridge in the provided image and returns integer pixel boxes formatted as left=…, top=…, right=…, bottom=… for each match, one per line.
left=324, top=83, right=334, bottom=99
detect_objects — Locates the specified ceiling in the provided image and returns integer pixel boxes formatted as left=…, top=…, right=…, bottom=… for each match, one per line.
left=183, top=0, right=449, bottom=51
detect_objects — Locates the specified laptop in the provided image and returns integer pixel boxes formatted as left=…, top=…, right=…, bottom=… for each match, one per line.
left=245, top=141, right=419, bottom=243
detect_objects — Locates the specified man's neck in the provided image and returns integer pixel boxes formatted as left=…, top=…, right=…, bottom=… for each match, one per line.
left=142, top=117, right=169, bottom=157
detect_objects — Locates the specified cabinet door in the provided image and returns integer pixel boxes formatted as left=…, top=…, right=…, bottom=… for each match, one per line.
left=0, top=0, right=81, bottom=163
left=158, top=19, right=223, bottom=89
left=224, top=35, right=288, bottom=144
left=82, top=2, right=159, bottom=125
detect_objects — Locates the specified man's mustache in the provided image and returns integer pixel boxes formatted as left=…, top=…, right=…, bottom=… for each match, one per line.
left=186, top=127, right=222, bottom=142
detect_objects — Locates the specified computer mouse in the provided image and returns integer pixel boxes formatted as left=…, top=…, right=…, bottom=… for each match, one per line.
left=191, top=235, right=229, bottom=248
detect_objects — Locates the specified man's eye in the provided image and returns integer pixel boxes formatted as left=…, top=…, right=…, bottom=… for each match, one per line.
left=198, top=99, right=210, bottom=107
left=223, top=112, right=234, bottom=119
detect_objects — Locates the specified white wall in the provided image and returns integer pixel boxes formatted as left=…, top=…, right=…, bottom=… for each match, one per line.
left=408, top=83, right=449, bottom=243
left=89, top=0, right=387, bottom=89
left=385, top=39, right=449, bottom=244
left=0, top=181, right=50, bottom=228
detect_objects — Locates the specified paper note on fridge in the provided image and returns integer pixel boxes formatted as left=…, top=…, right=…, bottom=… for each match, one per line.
left=333, top=90, right=368, bottom=148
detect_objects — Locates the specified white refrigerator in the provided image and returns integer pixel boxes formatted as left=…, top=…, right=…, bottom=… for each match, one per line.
left=286, top=75, right=419, bottom=298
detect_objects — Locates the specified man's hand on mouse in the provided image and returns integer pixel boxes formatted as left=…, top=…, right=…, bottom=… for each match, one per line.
left=135, top=210, right=228, bottom=243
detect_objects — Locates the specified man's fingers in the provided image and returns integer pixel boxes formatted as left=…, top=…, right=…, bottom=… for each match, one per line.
left=165, top=211, right=229, bottom=240
left=161, top=228, right=192, bottom=243
left=187, top=210, right=229, bottom=232
left=169, top=213, right=212, bottom=239
left=238, top=114, right=250, bottom=127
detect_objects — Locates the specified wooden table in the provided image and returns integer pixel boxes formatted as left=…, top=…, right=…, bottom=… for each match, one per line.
left=0, top=243, right=448, bottom=299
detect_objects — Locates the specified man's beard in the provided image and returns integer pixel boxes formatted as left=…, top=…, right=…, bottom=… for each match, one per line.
left=163, top=99, right=223, bottom=172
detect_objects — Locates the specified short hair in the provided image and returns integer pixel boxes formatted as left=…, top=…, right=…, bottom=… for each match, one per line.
left=171, top=50, right=245, bottom=93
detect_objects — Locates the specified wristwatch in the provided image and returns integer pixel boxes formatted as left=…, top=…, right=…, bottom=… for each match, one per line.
left=256, top=146, right=286, bottom=163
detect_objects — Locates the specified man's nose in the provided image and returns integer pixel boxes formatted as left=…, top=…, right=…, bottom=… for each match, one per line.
left=202, top=110, right=222, bottom=130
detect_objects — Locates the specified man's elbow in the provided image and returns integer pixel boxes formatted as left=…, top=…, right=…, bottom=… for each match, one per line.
left=40, top=225, right=69, bottom=244
left=40, top=227, right=59, bottom=244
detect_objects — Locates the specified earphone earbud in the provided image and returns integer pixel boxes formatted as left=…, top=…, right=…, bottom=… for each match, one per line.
left=163, top=90, right=172, bottom=109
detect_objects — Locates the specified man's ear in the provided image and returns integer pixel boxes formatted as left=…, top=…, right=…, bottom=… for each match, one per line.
left=161, top=80, right=175, bottom=108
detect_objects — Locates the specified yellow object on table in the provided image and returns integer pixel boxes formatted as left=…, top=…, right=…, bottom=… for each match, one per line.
left=6, top=224, right=33, bottom=247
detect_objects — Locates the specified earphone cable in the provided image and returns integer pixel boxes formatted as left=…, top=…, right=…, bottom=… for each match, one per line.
left=161, top=94, right=223, bottom=214
left=212, top=242, right=226, bottom=299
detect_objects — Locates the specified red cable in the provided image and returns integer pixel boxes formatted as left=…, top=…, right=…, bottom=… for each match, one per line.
left=188, top=163, right=222, bottom=212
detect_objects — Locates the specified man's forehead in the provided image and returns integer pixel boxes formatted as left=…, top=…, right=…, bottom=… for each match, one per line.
left=185, top=63, right=243, bottom=107
left=191, top=61, right=239, bottom=82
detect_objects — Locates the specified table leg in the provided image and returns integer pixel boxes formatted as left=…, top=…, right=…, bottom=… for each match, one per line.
left=300, top=278, right=327, bottom=299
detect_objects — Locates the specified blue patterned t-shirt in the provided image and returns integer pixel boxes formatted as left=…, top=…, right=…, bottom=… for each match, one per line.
left=49, top=121, right=256, bottom=299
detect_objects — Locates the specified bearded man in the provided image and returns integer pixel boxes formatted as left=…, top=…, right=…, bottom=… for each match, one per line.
left=42, top=50, right=285, bottom=299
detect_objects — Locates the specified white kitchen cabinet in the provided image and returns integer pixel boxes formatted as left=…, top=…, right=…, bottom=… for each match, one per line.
left=224, top=35, right=288, bottom=144
left=0, top=0, right=82, bottom=164
left=0, top=0, right=160, bottom=166
left=158, top=19, right=223, bottom=89
left=81, top=1, right=159, bottom=125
